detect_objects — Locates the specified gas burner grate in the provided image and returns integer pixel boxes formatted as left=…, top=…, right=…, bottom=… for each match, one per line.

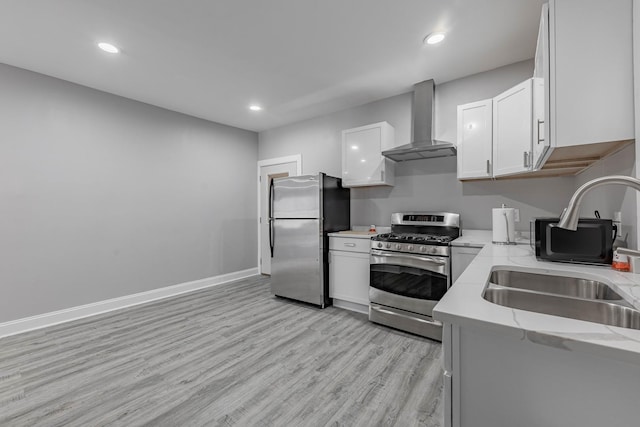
left=373, top=233, right=454, bottom=245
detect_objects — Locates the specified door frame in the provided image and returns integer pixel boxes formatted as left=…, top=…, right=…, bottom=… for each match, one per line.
left=257, top=155, right=302, bottom=274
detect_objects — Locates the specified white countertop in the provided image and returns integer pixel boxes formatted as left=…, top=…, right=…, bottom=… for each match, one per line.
left=453, top=229, right=530, bottom=247
left=328, top=226, right=391, bottom=239
left=328, top=231, right=377, bottom=239
left=434, top=234, right=640, bottom=365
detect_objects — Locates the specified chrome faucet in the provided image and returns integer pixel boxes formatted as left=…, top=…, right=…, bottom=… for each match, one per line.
left=557, top=175, right=640, bottom=230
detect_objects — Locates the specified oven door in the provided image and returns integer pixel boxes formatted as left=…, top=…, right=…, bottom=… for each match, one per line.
left=369, top=249, right=450, bottom=317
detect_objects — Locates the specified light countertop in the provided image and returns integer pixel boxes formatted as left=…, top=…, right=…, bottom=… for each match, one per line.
left=453, top=229, right=530, bottom=247
left=328, top=230, right=378, bottom=239
left=328, top=226, right=391, bottom=239
left=434, top=236, right=640, bottom=365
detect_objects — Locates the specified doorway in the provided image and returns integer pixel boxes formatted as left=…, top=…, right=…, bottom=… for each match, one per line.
left=257, top=155, right=301, bottom=275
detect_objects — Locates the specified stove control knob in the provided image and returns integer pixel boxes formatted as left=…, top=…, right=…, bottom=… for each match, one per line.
left=407, top=245, right=414, bottom=251
left=377, top=242, right=383, bottom=248
left=420, top=246, right=427, bottom=252
left=430, top=247, right=437, bottom=254
left=385, top=243, right=391, bottom=249
left=395, top=244, right=402, bottom=250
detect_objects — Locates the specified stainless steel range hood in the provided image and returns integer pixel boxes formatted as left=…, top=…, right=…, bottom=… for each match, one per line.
left=382, top=80, right=457, bottom=162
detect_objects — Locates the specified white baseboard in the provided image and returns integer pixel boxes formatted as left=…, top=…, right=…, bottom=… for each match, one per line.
left=0, top=267, right=259, bottom=339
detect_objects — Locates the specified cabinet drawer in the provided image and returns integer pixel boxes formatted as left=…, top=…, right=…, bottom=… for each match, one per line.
left=451, top=245, right=482, bottom=255
left=329, top=236, right=371, bottom=253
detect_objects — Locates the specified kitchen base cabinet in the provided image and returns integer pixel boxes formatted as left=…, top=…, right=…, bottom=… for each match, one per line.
left=329, top=236, right=370, bottom=313
left=451, top=246, right=481, bottom=284
left=443, top=322, right=640, bottom=427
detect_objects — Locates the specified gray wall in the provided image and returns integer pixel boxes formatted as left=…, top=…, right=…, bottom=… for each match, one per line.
left=0, top=63, right=258, bottom=322
left=259, top=60, right=579, bottom=230
left=435, top=60, right=536, bottom=144
left=574, top=144, right=637, bottom=249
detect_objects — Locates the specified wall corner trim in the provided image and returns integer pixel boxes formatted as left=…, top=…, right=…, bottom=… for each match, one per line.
left=0, top=268, right=259, bottom=339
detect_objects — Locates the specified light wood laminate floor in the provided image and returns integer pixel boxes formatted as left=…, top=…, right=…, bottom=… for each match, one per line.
left=0, top=276, right=443, bottom=426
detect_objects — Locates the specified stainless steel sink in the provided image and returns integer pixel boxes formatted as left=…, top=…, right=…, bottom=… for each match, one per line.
left=483, top=268, right=640, bottom=330
left=489, top=269, right=625, bottom=301
left=484, top=287, right=640, bottom=330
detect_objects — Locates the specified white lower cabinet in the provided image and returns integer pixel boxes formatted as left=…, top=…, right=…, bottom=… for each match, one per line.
left=443, top=322, right=640, bottom=427
left=451, top=246, right=482, bottom=284
left=329, top=236, right=370, bottom=312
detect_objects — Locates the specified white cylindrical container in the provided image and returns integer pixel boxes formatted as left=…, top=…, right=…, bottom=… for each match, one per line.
left=492, top=206, right=516, bottom=244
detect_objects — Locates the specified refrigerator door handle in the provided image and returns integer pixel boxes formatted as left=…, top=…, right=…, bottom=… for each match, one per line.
left=269, top=178, right=275, bottom=257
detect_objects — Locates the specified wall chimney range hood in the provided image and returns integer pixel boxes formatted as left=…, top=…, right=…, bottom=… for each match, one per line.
left=382, top=80, right=456, bottom=162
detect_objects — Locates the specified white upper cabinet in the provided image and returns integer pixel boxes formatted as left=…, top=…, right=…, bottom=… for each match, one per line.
left=460, top=0, right=633, bottom=181
left=342, top=121, right=395, bottom=187
left=539, top=0, right=634, bottom=167
left=533, top=4, right=547, bottom=80
left=532, top=3, right=549, bottom=169
left=457, top=78, right=544, bottom=181
left=457, top=99, right=493, bottom=180
left=531, top=77, right=546, bottom=169
left=492, top=79, right=534, bottom=177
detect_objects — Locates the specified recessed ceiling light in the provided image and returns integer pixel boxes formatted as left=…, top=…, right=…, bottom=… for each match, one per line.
left=249, top=105, right=262, bottom=111
left=424, top=32, right=446, bottom=45
left=98, top=42, right=119, bottom=54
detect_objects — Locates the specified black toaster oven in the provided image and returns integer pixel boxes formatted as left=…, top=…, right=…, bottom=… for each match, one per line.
left=533, top=218, right=614, bottom=265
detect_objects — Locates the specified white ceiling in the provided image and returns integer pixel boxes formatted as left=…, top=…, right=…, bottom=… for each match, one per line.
left=0, top=0, right=546, bottom=132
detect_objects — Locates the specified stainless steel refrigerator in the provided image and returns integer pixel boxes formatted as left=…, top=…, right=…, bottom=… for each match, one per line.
left=269, top=173, right=350, bottom=307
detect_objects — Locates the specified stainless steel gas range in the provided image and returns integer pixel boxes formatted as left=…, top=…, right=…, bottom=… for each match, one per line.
left=369, top=212, right=460, bottom=341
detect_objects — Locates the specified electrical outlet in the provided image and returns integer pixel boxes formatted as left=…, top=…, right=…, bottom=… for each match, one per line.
left=514, top=209, right=520, bottom=222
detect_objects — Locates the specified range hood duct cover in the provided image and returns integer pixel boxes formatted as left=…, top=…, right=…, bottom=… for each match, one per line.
left=382, top=79, right=457, bottom=162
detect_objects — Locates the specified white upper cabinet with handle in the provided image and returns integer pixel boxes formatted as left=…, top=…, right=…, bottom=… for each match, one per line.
left=342, top=121, right=395, bottom=187
left=493, top=79, right=538, bottom=177
left=458, top=0, right=633, bottom=181
left=537, top=0, right=634, bottom=168
left=457, top=78, right=543, bottom=180
left=531, top=3, right=549, bottom=169
left=457, top=99, right=493, bottom=180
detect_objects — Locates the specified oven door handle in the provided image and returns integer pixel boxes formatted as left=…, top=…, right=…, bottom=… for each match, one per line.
left=371, top=249, right=447, bottom=265
left=370, top=249, right=448, bottom=275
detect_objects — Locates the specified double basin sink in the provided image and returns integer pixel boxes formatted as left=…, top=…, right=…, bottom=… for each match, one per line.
left=483, top=268, right=640, bottom=330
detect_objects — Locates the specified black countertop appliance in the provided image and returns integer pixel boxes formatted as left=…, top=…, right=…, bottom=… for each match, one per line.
left=534, top=217, right=614, bottom=265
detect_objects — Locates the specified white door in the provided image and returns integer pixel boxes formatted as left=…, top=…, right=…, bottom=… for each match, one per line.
left=493, top=79, right=533, bottom=177
left=259, top=160, right=298, bottom=275
left=456, top=99, right=493, bottom=179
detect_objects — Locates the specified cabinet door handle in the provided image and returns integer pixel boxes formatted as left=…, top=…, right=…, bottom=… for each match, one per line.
left=486, top=159, right=491, bottom=174
left=523, top=151, right=529, bottom=168
left=537, top=119, right=545, bottom=144
left=344, top=243, right=356, bottom=247
left=381, top=170, right=384, bottom=181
